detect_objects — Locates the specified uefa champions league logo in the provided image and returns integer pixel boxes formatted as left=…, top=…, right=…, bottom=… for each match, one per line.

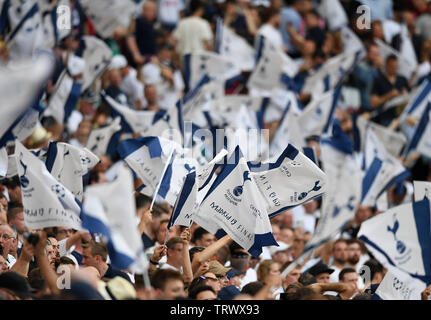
left=297, top=180, right=322, bottom=201
left=387, top=214, right=407, bottom=254
left=233, top=171, right=252, bottom=197
left=52, top=184, right=66, bottom=199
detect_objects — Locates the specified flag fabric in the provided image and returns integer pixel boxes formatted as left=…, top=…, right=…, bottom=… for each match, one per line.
left=45, top=70, right=82, bottom=125
left=247, top=36, right=298, bottom=92
left=168, top=171, right=198, bottom=229
left=341, top=26, right=366, bottom=58
left=317, top=0, right=348, bottom=31
left=183, top=51, right=242, bottom=91
left=269, top=102, right=305, bottom=159
left=297, top=88, right=342, bottom=138
left=399, top=80, right=431, bottom=140
left=306, top=124, right=362, bottom=251
left=179, top=74, right=224, bottom=129
left=86, top=117, right=122, bottom=157
left=373, top=268, right=427, bottom=300
left=215, top=20, right=255, bottom=71
left=76, top=36, right=113, bottom=92
left=400, top=80, right=431, bottom=122
left=102, top=91, right=155, bottom=134
left=142, top=100, right=186, bottom=145
left=0, top=0, right=45, bottom=60
left=14, top=140, right=82, bottom=230
left=413, top=181, right=431, bottom=202
left=79, top=0, right=136, bottom=39
left=358, top=197, right=431, bottom=284
left=352, top=114, right=407, bottom=158
left=45, top=142, right=100, bottom=201
left=117, top=136, right=181, bottom=198
left=406, top=102, right=431, bottom=159
left=248, top=144, right=327, bottom=218
left=81, top=164, right=148, bottom=272
left=301, top=51, right=358, bottom=96
left=361, top=128, right=410, bottom=207
left=194, top=146, right=278, bottom=257
left=0, top=56, right=54, bottom=148
left=0, top=148, right=8, bottom=177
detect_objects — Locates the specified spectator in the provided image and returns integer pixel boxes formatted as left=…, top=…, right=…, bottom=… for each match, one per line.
left=151, top=269, right=186, bottom=299
left=307, top=263, right=334, bottom=284
left=172, top=0, right=214, bottom=58
left=370, top=54, right=410, bottom=126
left=81, top=241, right=131, bottom=283
left=329, top=239, right=349, bottom=283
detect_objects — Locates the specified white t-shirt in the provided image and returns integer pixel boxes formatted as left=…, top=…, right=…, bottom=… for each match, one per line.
left=255, top=24, right=284, bottom=51
left=158, top=0, right=185, bottom=25
left=173, top=16, right=213, bottom=56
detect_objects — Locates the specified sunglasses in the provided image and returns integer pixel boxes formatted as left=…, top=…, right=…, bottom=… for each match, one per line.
left=199, top=275, right=218, bottom=282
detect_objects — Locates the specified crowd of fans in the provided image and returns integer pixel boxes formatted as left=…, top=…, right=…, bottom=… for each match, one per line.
left=0, top=0, right=431, bottom=300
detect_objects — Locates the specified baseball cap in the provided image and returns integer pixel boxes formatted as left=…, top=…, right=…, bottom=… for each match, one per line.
left=226, top=269, right=245, bottom=280
left=109, top=55, right=128, bottom=70
left=97, top=277, right=137, bottom=300
left=217, top=285, right=240, bottom=300
left=208, top=261, right=231, bottom=277
left=307, top=263, right=334, bottom=277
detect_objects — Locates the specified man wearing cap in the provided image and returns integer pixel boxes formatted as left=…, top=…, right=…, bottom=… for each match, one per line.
left=307, top=263, right=334, bottom=284
left=109, top=55, right=146, bottom=111
left=208, top=260, right=231, bottom=288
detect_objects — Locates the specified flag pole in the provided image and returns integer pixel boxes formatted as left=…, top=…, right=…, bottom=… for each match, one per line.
left=149, top=148, right=175, bottom=211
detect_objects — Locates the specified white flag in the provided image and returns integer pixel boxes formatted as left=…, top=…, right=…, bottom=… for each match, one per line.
left=301, top=51, right=357, bottom=96
left=297, top=89, right=341, bottom=138
left=78, top=36, right=113, bottom=91
left=79, top=0, right=136, bottom=39
left=216, top=21, right=255, bottom=71
left=45, top=70, right=82, bottom=125
left=406, top=102, right=431, bottom=159
left=180, top=74, right=225, bottom=128
left=184, top=51, right=242, bottom=90
left=117, top=136, right=180, bottom=198
left=86, top=117, right=122, bottom=157
left=269, top=102, right=304, bottom=159
left=0, top=148, right=8, bottom=177
left=0, top=56, right=53, bottom=147
left=358, top=197, right=431, bottom=283
left=2, top=0, right=45, bottom=60
left=82, top=164, right=148, bottom=273
left=353, top=115, right=407, bottom=158
left=317, top=0, right=348, bottom=31
left=102, top=92, right=155, bottom=134
left=247, top=36, right=298, bottom=92
left=413, top=181, right=431, bottom=202
left=14, top=140, right=82, bottom=230
left=373, top=268, right=427, bottom=300
left=195, top=146, right=278, bottom=256
left=45, top=142, right=100, bottom=201
left=249, top=144, right=327, bottom=218
left=168, top=171, right=198, bottom=228
left=361, top=128, right=410, bottom=207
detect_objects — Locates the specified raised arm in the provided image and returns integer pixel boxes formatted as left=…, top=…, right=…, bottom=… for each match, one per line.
left=191, top=235, right=232, bottom=273
left=180, top=228, right=193, bottom=284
